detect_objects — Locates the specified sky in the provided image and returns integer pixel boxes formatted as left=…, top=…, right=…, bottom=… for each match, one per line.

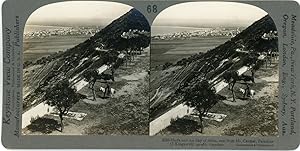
left=26, top=1, right=133, bottom=26
left=153, top=2, right=268, bottom=27
left=26, top=1, right=268, bottom=28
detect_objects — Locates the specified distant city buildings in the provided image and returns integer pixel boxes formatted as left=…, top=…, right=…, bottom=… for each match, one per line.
left=24, top=26, right=102, bottom=39
left=152, top=27, right=242, bottom=40
left=25, top=26, right=242, bottom=40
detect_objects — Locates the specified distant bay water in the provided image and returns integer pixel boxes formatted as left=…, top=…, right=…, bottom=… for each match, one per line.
left=23, top=25, right=91, bottom=62
left=24, top=25, right=71, bottom=34
left=151, top=26, right=212, bottom=36
left=151, top=26, right=231, bottom=69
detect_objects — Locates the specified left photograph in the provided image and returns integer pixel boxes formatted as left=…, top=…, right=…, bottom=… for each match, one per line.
left=22, top=1, right=150, bottom=135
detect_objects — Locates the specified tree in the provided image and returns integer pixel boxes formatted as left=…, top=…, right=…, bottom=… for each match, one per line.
left=222, top=70, right=239, bottom=101
left=182, top=79, right=219, bottom=133
left=83, top=69, right=98, bottom=101
left=44, top=79, right=80, bottom=132
left=121, top=29, right=150, bottom=61
left=251, top=59, right=264, bottom=77
left=83, top=69, right=114, bottom=100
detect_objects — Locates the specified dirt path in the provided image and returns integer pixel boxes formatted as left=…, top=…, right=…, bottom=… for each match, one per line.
left=160, top=60, right=279, bottom=136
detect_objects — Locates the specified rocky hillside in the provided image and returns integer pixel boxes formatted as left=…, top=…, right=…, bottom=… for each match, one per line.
left=23, top=8, right=150, bottom=111
left=150, top=15, right=278, bottom=120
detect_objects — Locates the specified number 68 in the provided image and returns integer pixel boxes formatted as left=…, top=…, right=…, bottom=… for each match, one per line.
left=147, top=5, right=158, bottom=13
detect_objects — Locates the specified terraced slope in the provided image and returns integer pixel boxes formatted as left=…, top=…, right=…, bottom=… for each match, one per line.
left=23, top=8, right=150, bottom=111
left=150, top=15, right=278, bottom=120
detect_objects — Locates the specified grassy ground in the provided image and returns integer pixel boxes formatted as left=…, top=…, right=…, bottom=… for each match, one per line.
left=159, top=59, right=279, bottom=137
left=23, top=49, right=150, bottom=135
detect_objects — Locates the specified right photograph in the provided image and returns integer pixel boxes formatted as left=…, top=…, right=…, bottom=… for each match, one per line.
left=150, top=2, right=278, bottom=136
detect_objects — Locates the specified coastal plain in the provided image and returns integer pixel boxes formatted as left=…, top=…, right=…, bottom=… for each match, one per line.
left=151, top=37, right=230, bottom=69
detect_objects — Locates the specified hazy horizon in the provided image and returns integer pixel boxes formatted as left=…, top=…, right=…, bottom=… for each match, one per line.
left=153, top=2, right=268, bottom=28
left=26, top=1, right=267, bottom=28
left=26, top=1, right=133, bottom=27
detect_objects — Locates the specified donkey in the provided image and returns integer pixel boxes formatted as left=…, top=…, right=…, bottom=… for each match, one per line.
left=223, top=70, right=255, bottom=102
left=222, top=70, right=239, bottom=90
left=239, top=74, right=255, bottom=83
left=83, top=69, right=115, bottom=101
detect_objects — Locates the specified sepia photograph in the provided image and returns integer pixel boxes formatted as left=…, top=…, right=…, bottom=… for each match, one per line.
left=150, top=2, right=279, bottom=136
left=2, top=0, right=300, bottom=149
left=22, top=1, right=150, bottom=135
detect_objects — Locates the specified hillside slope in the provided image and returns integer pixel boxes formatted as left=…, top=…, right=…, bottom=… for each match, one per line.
left=150, top=15, right=278, bottom=120
left=23, top=8, right=150, bottom=111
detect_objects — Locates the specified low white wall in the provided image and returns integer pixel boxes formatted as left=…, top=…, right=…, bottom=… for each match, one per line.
left=149, top=104, right=194, bottom=136
left=22, top=53, right=126, bottom=129
left=22, top=65, right=110, bottom=129
left=149, top=65, right=251, bottom=136
left=22, top=103, right=54, bottom=129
